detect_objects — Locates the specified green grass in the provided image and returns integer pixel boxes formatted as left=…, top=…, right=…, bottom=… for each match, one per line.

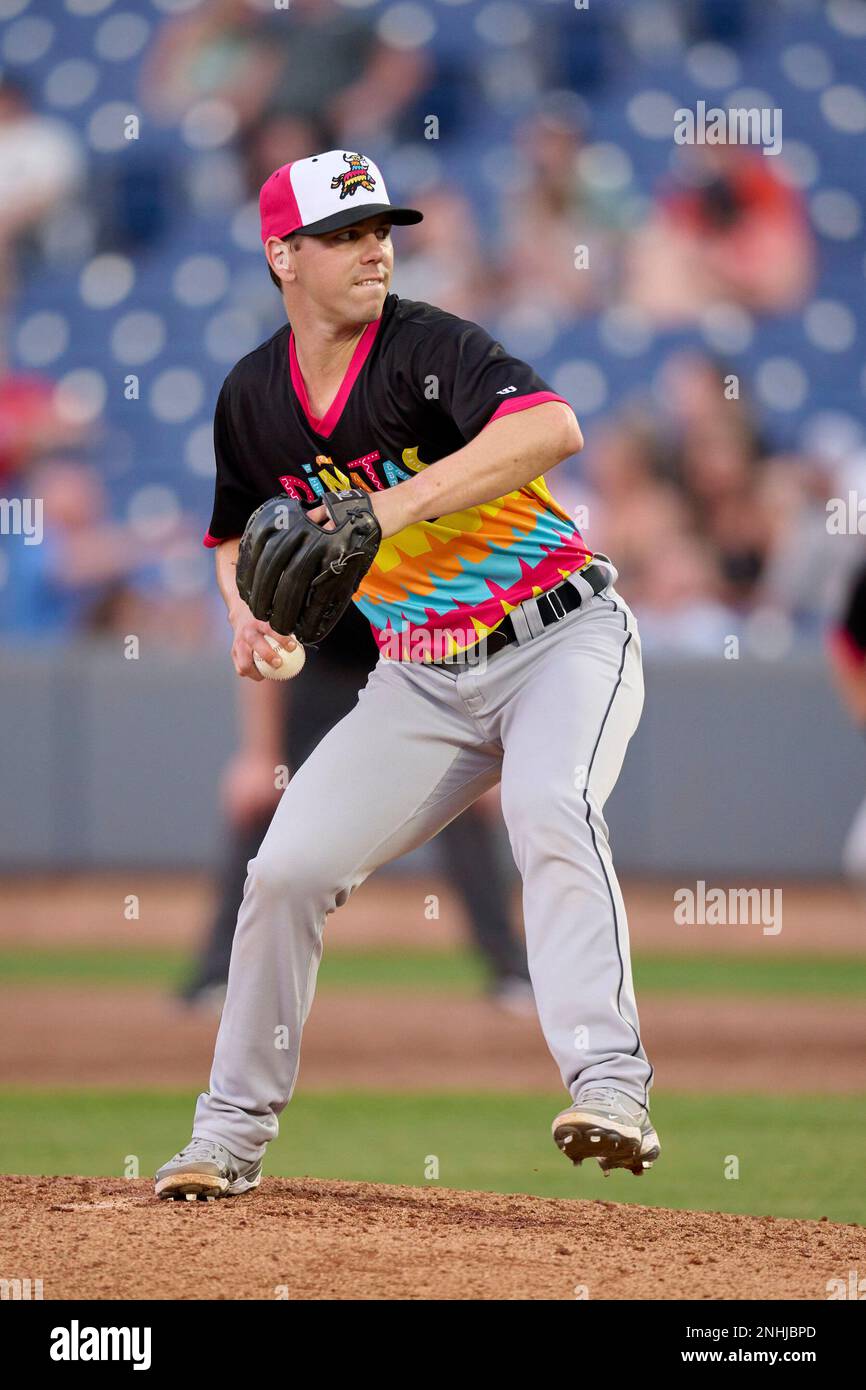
left=2, top=945, right=865, bottom=997
left=0, top=947, right=188, bottom=989
left=632, top=954, right=866, bottom=997
left=0, top=1089, right=862, bottom=1224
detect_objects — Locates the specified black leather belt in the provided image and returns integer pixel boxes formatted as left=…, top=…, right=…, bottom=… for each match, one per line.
left=430, top=563, right=609, bottom=669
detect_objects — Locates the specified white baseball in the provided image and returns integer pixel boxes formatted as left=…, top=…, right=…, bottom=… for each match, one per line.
left=253, top=633, right=306, bottom=680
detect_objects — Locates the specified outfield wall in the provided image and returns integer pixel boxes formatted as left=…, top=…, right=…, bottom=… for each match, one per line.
left=0, top=642, right=860, bottom=877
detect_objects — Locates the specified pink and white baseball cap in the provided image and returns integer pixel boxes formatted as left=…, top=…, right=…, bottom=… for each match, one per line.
left=260, top=149, right=423, bottom=243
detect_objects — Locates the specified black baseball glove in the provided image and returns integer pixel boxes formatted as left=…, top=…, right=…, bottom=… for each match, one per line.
left=235, top=488, right=382, bottom=644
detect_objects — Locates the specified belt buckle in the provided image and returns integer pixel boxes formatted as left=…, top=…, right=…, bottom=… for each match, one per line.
left=546, top=585, right=567, bottom=622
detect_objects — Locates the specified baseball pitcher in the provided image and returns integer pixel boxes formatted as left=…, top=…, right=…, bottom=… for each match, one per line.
left=155, top=149, right=659, bottom=1199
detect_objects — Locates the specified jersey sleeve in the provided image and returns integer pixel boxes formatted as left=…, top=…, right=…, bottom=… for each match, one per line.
left=203, top=381, right=263, bottom=548
left=414, top=312, right=573, bottom=444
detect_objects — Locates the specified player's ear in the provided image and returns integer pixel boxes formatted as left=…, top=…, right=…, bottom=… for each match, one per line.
left=266, top=236, right=295, bottom=285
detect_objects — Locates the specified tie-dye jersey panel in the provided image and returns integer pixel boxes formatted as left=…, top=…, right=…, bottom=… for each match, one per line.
left=355, top=472, right=595, bottom=657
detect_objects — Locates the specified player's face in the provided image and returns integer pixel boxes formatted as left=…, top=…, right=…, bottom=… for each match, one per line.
left=298, top=214, right=394, bottom=323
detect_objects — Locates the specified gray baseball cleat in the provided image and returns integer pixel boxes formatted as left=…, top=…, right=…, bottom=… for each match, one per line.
left=552, top=1086, right=661, bottom=1176
left=155, top=1138, right=263, bottom=1200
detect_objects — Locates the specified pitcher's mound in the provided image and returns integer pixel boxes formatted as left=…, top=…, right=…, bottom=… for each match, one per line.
left=2, top=1174, right=862, bottom=1300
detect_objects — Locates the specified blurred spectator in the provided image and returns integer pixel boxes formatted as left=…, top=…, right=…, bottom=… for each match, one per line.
left=649, top=352, right=863, bottom=632
left=496, top=100, right=631, bottom=322
left=240, top=111, right=333, bottom=200
left=139, top=0, right=280, bottom=130
left=85, top=564, right=216, bottom=651
left=565, top=412, right=693, bottom=596
left=0, top=78, right=84, bottom=304
left=656, top=349, right=760, bottom=443
left=566, top=350, right=860, bottom=645
left=553, top=413, right=737, bottom=655
left=267, top=0, right=430, bottom=146
left=625, top=144, right=814, bottom=323
left=754, top=453, right=865, bottom=638
left=0, top=363, right=90, bottom=489
left=141, top=0, right=430, bottom=144
left=391, top=183, right=491, bottom=320
left=0, top=461, right=179, bottom=640
left=674, top=415, right=769, bottom=609
left=630, top=535, right=739, bottom=656
left=651, top=352, right=771, bottom=607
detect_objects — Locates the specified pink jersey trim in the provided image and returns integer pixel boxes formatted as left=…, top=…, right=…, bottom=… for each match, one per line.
left=486, top=390, right=573, bottom=425
left=202, top=531, right=240, bottom=548
left=289, top=316, right=383, bottom=439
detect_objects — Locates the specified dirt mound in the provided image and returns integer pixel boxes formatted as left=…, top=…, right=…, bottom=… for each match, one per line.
left=1, top=1175, right=862, bottom=1300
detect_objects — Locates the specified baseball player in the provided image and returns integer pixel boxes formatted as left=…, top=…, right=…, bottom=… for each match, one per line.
left=155, top=149, right=659, bottom=1199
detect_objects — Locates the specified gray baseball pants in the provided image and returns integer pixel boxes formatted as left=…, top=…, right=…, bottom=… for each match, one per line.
left=193, top=573, right=653, bottom=1161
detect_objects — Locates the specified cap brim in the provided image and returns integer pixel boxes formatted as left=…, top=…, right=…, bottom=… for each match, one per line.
left=295, top=204, right=423, bottom=237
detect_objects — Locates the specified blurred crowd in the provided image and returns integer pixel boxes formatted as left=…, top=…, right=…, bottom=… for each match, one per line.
left=0, top=0, right=862, bottom=657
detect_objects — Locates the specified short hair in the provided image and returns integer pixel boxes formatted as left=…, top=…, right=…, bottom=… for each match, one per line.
left=268, top=233, right=303, bottom=291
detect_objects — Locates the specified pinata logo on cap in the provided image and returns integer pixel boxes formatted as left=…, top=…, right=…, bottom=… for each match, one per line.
left=259, top=149, right=422, bottom=244
left=330, top=153, right=377, bottom=201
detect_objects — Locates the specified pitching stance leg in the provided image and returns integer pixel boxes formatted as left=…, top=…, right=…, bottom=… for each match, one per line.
left=497, top=589, right=653, bottom=1109
left=192, top=659, right=502, bottom=1161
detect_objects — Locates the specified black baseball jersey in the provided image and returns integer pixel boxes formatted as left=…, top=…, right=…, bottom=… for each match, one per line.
left=205, top=293, right=596, bottom=658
